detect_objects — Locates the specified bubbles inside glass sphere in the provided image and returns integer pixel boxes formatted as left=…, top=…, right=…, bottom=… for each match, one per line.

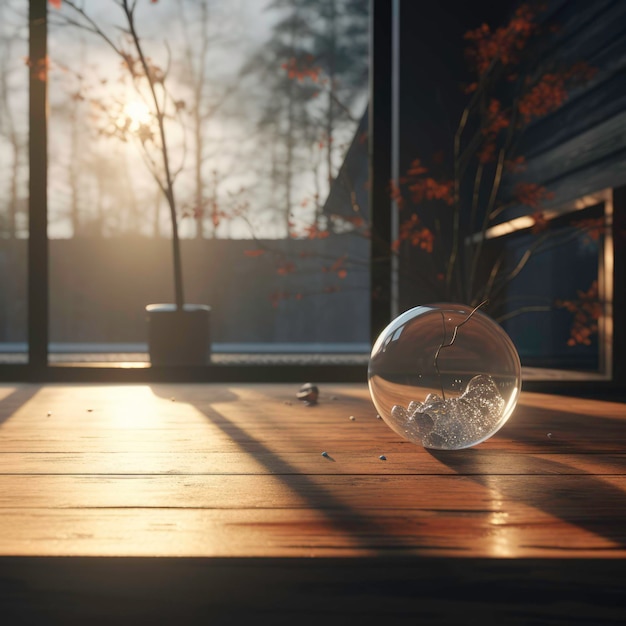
left=368, top=303, right=521, bottom=450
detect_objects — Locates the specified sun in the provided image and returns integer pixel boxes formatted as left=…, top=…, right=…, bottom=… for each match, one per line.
left=121, top=99, right=151, bottom=131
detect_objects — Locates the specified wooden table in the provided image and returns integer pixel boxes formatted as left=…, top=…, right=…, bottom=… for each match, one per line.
left=0, top=383, right=625, bottom=624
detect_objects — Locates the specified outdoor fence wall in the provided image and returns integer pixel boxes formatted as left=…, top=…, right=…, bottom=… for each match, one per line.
left=0, top=237, right=369, bottom=347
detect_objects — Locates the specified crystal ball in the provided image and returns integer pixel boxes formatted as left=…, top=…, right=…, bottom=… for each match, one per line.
left=368, top=303, right=521, bottom=450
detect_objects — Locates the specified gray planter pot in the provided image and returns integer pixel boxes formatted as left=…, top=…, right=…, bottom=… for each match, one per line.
left=146, top=304, right=211, bottom=366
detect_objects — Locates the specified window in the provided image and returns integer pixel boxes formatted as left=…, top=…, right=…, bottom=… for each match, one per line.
left=484, top=189, right=613, bottom=381
left=9, top=0, right=373, bottom=380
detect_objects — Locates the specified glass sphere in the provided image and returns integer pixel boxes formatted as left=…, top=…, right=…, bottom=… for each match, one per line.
left=368, top=303, right=521, bottom=450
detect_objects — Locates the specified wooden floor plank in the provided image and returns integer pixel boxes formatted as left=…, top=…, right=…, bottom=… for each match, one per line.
left=1, top=450, right=625, bottom=475
left=0, top=383, right=625, bottom=561
left=1, top=473, right=626, bottom=513
left=0, top=506, right=622, bottom=558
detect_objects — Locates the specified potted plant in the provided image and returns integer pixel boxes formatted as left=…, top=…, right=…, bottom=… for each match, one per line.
left=52, top=0, right=211, bottom=365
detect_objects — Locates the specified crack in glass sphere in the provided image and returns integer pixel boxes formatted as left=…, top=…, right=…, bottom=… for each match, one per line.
left=368, top=304, right=522, bottom=450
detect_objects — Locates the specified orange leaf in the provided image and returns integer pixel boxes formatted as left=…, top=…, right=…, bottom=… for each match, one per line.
left=518, top=73, right=568, bottom=123
left=397, top=215, right=435, bottom=252
left=514, top=182, right=554, bottom=208
left=329, top=254, right=347, bottom=272
left=407, top=159, right=428, bottom=176
left=573, top=217, right=604, bottom=241
left=556, top=280, right=600, bottom=346
left=531, top=211, right=548, bottom=234
left=276, top=262, right=296, bottom=276
left=244, top=249, right=265, bottom=257
left=408, top=177, right=454, bottom=205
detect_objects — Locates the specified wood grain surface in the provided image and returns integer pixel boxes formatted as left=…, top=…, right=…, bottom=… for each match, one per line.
left=1, top=382, right=625, bottom=558
left=0, top=382, right=625, bottom=623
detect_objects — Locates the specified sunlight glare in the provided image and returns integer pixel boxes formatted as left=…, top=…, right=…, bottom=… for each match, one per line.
left=122, top=99, right=151, bottom=131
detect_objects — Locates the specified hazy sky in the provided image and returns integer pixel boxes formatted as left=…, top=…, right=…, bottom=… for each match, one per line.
left=1, top=0, right=367, bottom=239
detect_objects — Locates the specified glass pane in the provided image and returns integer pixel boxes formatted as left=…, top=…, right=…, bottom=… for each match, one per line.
left=47, top=0, right=370, bottom=367
left=0, top=2, right=28, bottom=364
left=497, top=201, right=609, bottom=377
left=393, top=1, right=613, bottom=382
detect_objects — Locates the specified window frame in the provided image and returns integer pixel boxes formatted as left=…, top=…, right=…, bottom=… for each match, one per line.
left=472, top=188, right=614, bottom=383
left=2, top=1, right=623, bottom=394
left=0, top=0, right=393, bottom=383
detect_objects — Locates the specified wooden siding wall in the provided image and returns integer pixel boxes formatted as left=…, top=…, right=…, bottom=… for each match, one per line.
left=507, top=0, right=626, bottom=215
left=496, top=0, right=626, bottom=385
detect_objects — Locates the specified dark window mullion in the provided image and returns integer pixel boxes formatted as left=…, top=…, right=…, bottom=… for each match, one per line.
left=369, top=0, right=393, bottom=344
left=28, top=0, right=49, bottom=370
left=612, top=186, right=625, bottom=387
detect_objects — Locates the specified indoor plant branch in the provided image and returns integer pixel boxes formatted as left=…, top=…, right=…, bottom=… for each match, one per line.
left=121, top=0, right=184, bottom=309
left=58, top=0, right=186, bottom=310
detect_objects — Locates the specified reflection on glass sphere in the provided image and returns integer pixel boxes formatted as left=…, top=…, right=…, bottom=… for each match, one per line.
left=368, top=303, right=521, bottom=450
